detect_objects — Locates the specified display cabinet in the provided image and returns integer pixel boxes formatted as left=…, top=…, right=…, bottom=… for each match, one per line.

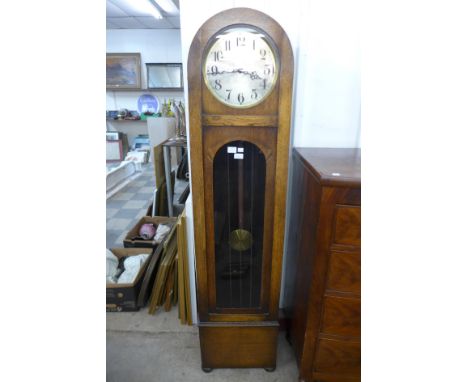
left=283, top=147, right=361, bottom=382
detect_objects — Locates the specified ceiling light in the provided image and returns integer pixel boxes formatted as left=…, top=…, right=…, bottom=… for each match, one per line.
left=120, top=0, right=163, bottom=19
left=155, top=0, right=179, bottom=15
left=147, top=0, right=163, bottom=19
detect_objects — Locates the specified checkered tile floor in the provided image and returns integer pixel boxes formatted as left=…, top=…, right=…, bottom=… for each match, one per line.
left=106, top=163, right=155, bottom=248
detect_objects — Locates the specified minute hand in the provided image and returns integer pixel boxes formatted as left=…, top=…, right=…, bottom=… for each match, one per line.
left=231, top=68, right=263, bottom=80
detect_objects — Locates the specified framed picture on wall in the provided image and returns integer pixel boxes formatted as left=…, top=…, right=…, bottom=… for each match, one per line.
left=146, top=63, right=183, bottom=90
left=106, top=53, right=142, bottom=90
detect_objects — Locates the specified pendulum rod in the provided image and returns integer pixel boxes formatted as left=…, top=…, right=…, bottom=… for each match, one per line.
left=226, top=150, right=232, bottom=306
left=238, top=148, right=243, bottom=305
left=249, top=144, right=254, bottom=307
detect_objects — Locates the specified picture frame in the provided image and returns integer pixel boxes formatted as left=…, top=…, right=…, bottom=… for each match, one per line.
left=146, top=63, right=184, bottom=90
left=107, top=53, right=142, bottom=90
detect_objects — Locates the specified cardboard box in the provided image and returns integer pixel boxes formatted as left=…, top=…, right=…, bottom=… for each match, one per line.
left=106, top=247, right=154, bottom=312
left=123, top=216, right=177, bottom=248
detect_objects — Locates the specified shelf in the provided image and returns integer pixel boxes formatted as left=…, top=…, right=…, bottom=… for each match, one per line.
left=106, top=88, right=184, bottom=93
left=106, top=119, right=148, bottom=122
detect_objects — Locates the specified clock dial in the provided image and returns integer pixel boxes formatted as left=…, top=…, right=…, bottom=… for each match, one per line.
left=203, top=26, right=278, bottom=108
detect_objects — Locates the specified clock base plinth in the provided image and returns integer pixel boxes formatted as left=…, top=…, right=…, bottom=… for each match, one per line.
left=199, top=321, right=279, bottom=369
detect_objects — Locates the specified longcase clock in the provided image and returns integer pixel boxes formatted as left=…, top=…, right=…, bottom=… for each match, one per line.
left=187, top=8, right=293, bottom=371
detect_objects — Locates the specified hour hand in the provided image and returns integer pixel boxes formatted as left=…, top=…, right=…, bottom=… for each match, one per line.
left=231, top=68, right=248, bottom=74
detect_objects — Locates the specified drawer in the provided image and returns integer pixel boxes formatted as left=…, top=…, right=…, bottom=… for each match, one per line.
left=321, top=296, right=360, bottom=337
left=327, top=251, right=360, bottom=294
left=340, top=188, right=361, bottom=206
left=314, top=337, right=360, bottom=375
left=333, top=206, right=361, bottom=246
left=327, top=251, right=361, bottom=294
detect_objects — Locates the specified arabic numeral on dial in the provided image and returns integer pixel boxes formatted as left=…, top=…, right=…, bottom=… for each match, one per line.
left=236, top=36, right=246, bottom=47
left=252, top=39, right=256, bottom=50
left=251, top=89, right=258, bottom=99
left=237, top=93, right=245, bottom=105
left=210, top=65, right=219, bottom=75
left=259, top=49, right=267, bottom=60
left=225, top=89, right=232, bottom=100
left=264, top=65, right=274, bottom=76
left=262, top=78, right=267, bottom=89
left=214, top=79, right=222, bottom=90
left=225, top=40, right=231, bottom=51
left=213, top=51, right=223, bottom=61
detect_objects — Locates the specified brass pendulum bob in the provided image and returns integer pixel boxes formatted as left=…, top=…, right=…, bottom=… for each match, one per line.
left=229, top=150, right=253, bottom=252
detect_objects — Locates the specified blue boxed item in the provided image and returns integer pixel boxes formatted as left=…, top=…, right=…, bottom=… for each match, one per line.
left=107, top=110, right=119, bottom=120
left=132, top=134, right=151, bottom=150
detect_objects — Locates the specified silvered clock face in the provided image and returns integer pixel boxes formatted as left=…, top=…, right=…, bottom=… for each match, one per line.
left=203, top=26, right=278, bottom=108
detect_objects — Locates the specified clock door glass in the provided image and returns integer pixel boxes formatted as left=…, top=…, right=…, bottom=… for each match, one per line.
left=213, top=141, right=266, bottom=308
left=203, top=26, right=278, bottom=108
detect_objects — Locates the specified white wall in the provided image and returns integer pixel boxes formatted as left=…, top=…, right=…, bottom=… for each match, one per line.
left=106, top=29, right=184, bottom=111
left=179, top=0, right=361, bottom=315
left=107, top=29, right=181, bottom=57
left=292, top=1, right=361, bottom=147
left=107, top=29, right=183, bottom=82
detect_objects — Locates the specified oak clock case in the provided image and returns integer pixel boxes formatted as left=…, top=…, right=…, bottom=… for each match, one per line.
left=188, top=8, right=293, bottom=371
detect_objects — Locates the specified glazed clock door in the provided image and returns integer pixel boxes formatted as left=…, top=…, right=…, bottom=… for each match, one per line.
left=212, top=141, right=266, bottom=309
left=203, top=128, right=278, bottom=317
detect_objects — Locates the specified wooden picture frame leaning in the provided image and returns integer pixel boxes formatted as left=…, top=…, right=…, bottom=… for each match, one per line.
left=106, top=53, right=142, bottom=90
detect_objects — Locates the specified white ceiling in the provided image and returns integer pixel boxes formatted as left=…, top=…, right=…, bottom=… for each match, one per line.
left=106, top=0, right=180, bottom=29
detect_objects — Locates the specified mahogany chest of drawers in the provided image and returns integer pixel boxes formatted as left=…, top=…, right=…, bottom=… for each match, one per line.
left=283, top=148, right=361, bottom=382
